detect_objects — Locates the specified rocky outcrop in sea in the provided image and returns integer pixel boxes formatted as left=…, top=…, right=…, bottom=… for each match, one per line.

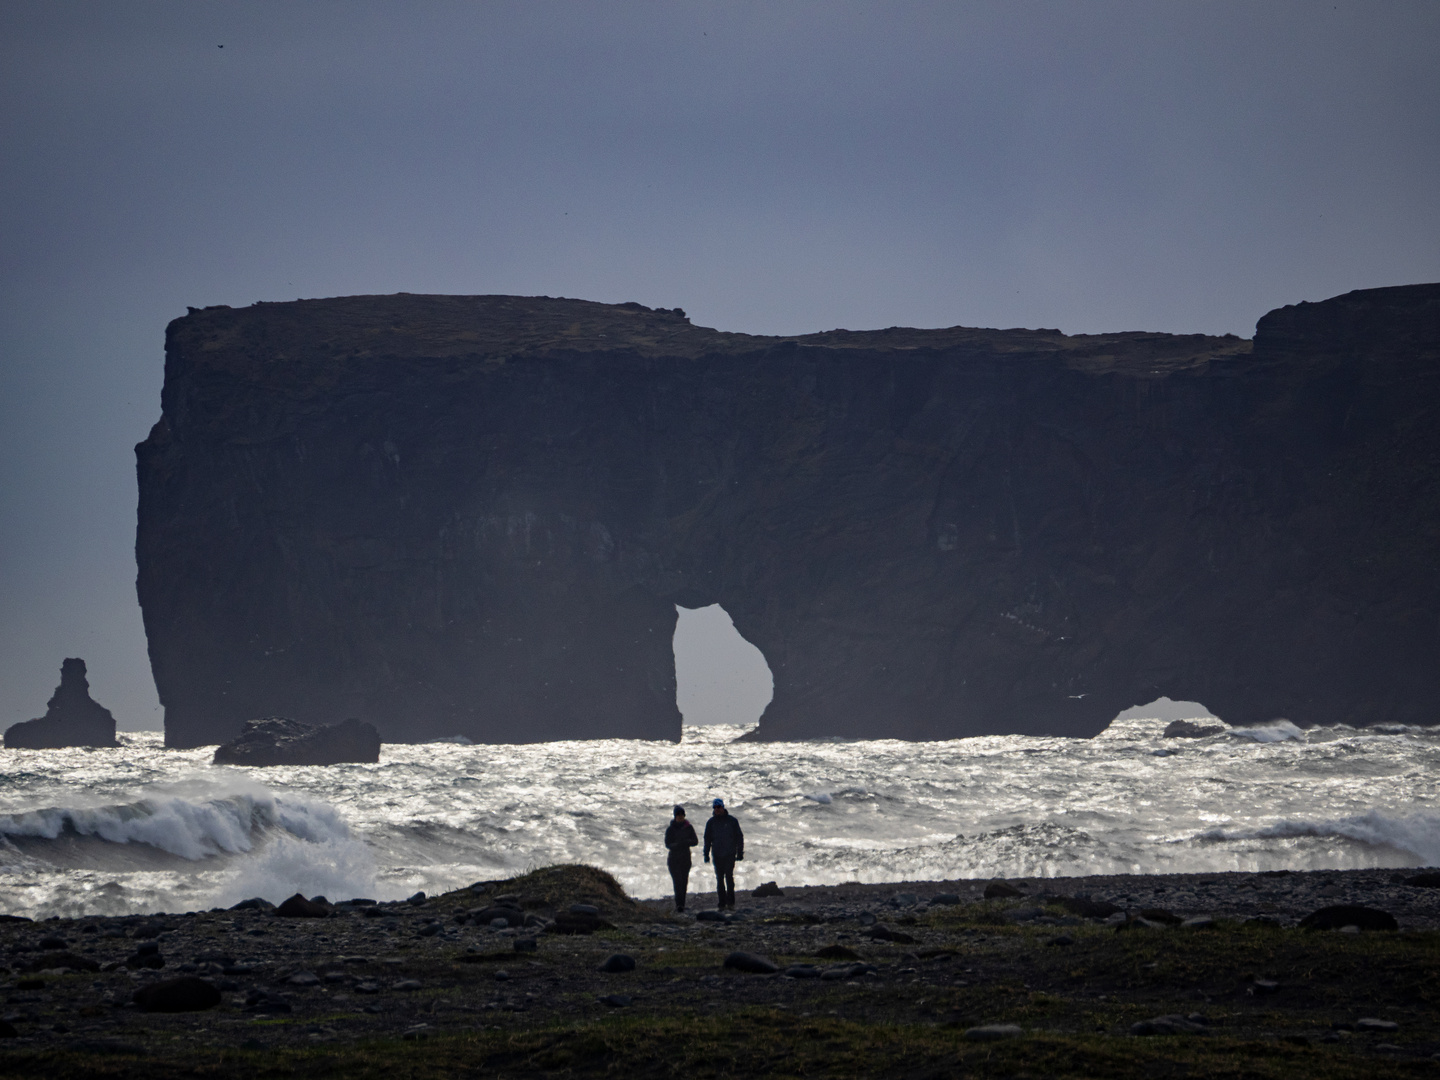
left=212, top=716, right=381, bottom=766
left=4, top=658, right=119, bottom=749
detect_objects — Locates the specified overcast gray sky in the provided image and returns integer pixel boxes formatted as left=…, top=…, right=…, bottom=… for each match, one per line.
left=1, top=1, right=1437, bottom=732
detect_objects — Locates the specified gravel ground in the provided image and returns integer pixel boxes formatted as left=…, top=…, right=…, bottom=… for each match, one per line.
left=0, top=865, right=1436, bottom=1058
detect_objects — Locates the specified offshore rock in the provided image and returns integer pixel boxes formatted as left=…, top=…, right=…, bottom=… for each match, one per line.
left=1163, top=720, right=1226, bottom=739
left=212, top=716, right=380, bottom=766
left=4, top=658, right=119, bottom=749
left=135, top=285, right=1440, bottom=746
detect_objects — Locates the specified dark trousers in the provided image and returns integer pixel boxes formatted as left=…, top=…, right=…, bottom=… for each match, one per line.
left=712, top=855, right=736, bottom=908
left=668, top=861, right=690, bottom=911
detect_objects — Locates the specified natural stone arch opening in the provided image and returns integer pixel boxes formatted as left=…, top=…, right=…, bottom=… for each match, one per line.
left=672, top=604, right=774, bottom=728
left=1099, top=696, right=1220, bottom=738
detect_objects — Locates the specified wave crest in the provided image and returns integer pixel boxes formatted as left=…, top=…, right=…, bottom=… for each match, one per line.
left=1195, top=809, right=1440, bottom=865
left=0, top=787, right=352, bottom=861
left=1228, top=720, right=1304, bottom=743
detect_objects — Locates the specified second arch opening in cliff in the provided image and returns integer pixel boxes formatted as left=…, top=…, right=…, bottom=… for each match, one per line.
left=672, top=604, right=774, bottom=729
left=1099, top=696, right=1220, bottom=738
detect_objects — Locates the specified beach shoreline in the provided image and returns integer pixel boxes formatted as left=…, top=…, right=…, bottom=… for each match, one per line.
left=1, top=863, right=1435, bottom=1074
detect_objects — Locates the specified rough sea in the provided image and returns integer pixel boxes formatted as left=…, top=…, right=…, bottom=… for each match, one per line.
left=1, top=715, right=1435, bottom=920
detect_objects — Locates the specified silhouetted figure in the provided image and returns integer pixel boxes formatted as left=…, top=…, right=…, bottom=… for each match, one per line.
left=664, top=804, right=699, bottom=912
left=702, top=797, right=744, bottom=910
left=4, top=658, right=119, bottom=749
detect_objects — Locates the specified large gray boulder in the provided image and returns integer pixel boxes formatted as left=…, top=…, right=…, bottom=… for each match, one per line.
left=5, top=658, right=119, bottom=749
left=213, top=716, right=380, bottom=766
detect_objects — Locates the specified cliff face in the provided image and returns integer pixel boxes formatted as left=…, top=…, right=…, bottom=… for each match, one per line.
left=136, top=285, right=1440, bottom=747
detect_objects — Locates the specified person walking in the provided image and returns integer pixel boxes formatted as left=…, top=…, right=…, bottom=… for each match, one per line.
left=663, top=804, right=698, bottom=913
left=702, top=797, right=744, bottom=910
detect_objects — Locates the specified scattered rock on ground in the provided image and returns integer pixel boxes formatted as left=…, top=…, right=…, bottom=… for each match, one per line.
left=1298, top=905, right=1398, bottom=931
left=469, top=906, right=525, bottom=928
left=723, top=951, right=779, bottom=974
left=1052, top=896, right=1122, bottom=918
left=244, top=989, right=292, bottom=1013
left=599, top=954, right=636, bottom=973
left=820, top=963, right=876, bottom=980
left=1356, top=1018, right=1400, bottom=1032
left=1131, top=1014, right=1209, bottom=1035
left=1136, top=908, right=1182, bottom=925
left=134, top=976, right=221, bottom=1013
left=984, top=880, right=1024, bottom=899
left=25, top=951, right=100, bottom=973
left=867, top=924, right=917, bottom=944
left=550, top=910, right=609, bottom=934
left=123, top=943, right=165, bottom=969
left=751, top=881, right=783, bottom=898
left=276, top=893, right=331, bottom=918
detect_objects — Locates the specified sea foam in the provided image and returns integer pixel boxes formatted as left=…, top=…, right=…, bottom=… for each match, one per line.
left=2, top=721, right=1438, bottom=917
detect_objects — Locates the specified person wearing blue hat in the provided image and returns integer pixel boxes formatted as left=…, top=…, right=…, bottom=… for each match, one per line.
left=702, top=797, right=744, bottom=910
left=663, top=805, right=699, bottom=913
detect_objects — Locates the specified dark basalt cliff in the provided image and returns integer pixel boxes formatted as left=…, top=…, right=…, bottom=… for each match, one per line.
left=5, top=658, right=120, bottom=749
left=136, top=285, right=1440, bottom=748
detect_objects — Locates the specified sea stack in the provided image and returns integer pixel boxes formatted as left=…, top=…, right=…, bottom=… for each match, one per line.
left=4, top=658, right=120, bottom=749
left=135, top=285, right=1440, bottom=747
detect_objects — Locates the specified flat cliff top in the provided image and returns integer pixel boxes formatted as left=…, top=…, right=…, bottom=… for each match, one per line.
left=170, top=292, right=1252, bottom=378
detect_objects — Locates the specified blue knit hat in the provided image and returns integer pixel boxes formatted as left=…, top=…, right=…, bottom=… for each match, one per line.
left=712, top=797, right=725, bottom=808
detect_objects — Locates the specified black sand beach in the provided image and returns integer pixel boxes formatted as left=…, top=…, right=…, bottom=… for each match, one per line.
left=0, top=864, right=1436, bottom=1077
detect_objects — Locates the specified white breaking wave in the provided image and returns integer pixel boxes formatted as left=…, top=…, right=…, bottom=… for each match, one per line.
left=0, top=785, right=351, bottom=860
left=1195, top=809, right=1440, bottom=866
left=0, top=774, right=381, bottom=915
left=216, top=830, right=379, bottom=908
left=1, top=721, right=1438, bottom=917
left=1228, top=719, right=1305, bottom=743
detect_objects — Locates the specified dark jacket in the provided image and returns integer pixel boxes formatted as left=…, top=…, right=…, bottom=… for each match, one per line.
left=664, top=819, right=698, bottom=866
left=703, top=812, right=744, bottom=862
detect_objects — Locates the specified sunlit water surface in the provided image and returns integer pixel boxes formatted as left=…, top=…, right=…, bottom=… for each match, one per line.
left=1, top=717, right=1436, bottom=918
